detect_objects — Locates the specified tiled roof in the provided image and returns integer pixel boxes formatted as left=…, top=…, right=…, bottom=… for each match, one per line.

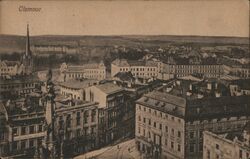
left=137, top=90, right=250, bottom=121
left=95, top=82, right=123, bottom=95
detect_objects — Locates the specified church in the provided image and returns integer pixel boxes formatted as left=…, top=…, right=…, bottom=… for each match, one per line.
left=0, top=24, right=33, bottom=77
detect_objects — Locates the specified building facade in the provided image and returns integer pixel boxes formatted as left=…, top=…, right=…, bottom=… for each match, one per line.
left=111, top=59, right=158, bottom=79
left=203, top=128, right=250, bottom=159
left=0, top=75, right=41, bottom=101
left=85, top=82, right=126, bottom=146
left=54, top=98, right=99, bottom=157
left=59, top=79, right=98, bottom=100
left=135, top=80, right=250, bottom=159
left=0, top=95, right=46, bottom=158
left=60, top=61, right=106, bottom=81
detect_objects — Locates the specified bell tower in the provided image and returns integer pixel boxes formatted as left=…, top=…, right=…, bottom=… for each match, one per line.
left=22, top=24, right=33, bottom=74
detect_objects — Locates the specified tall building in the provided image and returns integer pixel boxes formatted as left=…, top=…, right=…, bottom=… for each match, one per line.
left=85, top=82, right=126, bottom=146
left=135, top=79, right=250, bottom=159
left=54, top=98, right=99, bottom=157
left=21, top=24, right=34, bottom=75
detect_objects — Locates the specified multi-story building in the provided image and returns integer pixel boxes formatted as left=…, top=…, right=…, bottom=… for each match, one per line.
left=203, top=124, right=250, bottom=159
left=59, top=79, right=98, bottom=100
left=229, top=79, right=250, bottom=96
left=0, top=75, right=41, bottom=101
left=54, top=98, right=99, bottom=157
left=59, top=61, right=106, bottom=81
left=85, top=82, right=126, bottom=146
left=158, top=61, right=223, bottom=79
left=0, top=95, right=46, bottom=158
left=111, top=58, right=223, bottom=81
left=111, top=59, right=158, bottom=79
left=223, top=64, right=250, bottom=79
left=135, top=79, right=250, bottom=159
left=0, top=60, right=24, bottom=77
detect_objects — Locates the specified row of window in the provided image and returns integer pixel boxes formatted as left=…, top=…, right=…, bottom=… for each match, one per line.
left=137, top=105, right=182, bottom=123
left=12, top=124, right=43, bottom=136
left=119, top=67, right=157, bottom=72
left=138, top=124, right=182, bottom=139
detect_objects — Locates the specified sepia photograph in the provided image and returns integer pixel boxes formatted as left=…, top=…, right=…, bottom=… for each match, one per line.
left=0, top=0, right=249, bottom=159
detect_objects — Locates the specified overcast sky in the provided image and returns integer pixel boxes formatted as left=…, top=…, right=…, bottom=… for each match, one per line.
left=0, top=0, right=249, bottom=37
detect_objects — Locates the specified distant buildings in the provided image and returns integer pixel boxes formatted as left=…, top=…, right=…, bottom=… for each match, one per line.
left=111, top=58, right=223, bottom=81
left=223, top=64, right=250, bottom=79
left=111, top=59, right=158, bottom=79
left=60, top=61, right=106, bottom=81
left=203, top=124, right=250, bottom=159
left=0, top=60, right=24, bottom=77
left=0, top=24, right=33, bottom=77
left=135, top=79, right=250, bottom=159
left=0, top=75, right=41, bottom=101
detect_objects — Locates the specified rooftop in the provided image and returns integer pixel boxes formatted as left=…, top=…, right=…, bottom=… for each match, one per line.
left=59, top=79, right=98, bottom=89
left=95, top=82, right=123, bottom=95
left=112, top=59, right=158, bottom=67
left=137, top=89, right=250, bottom=121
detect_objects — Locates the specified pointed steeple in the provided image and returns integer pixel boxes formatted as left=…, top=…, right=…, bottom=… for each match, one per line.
left=25, top=24, right=31, bottom=57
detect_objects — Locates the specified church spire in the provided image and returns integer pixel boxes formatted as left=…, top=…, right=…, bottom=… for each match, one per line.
left=25, top=24, right=31, bottom=56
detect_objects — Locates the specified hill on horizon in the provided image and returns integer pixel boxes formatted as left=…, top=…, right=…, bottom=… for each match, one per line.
left=0, top=34, right=248, bottom=54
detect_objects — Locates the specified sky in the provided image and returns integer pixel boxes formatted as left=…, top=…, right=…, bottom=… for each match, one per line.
left=0, top=0, right=249, bottom=37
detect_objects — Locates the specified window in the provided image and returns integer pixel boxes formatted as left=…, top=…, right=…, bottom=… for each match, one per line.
left=178, top=131, right=181, bottom=138
left=138, top=127, right=141, bottom=134
left=190, top=144, right=194, bottom=153
left=239, top=149, right=242, bottom=159
left=91, top=110, right=96, bottom=122
left=216, top=144, right=219, bottom=150
left=143, top=118, right=146, bottom=123
left=165, top=126, right=168, bottom=133
left=29, top=139, right=34, bottom=147
left=171, top=129, right=174, bottom=135
left=13, top=128, right=18, bottom=136
left=138, top=116, right=141, bottom=121
left=154, top=122, right=156, bottom=128
left=21, top=127, right=26, bottom=135
left=38, top=125, right=43, bottom=132
left=21, top=140, right=26, bottom=149
left=76, top=112, right=81, bottom=125
left=76, top=129, right=81, bottom=137
left=12, top=141, right=17, bottom=150
left=200, top=130, right=203, bottom=138
left=148, top=119, right=151, bottom=125
left=159, top=124, right=162, bottom=130
left=190, top=132, right=194, bottom=139
left=177, top=144, right=181, bottom=152
left=29, top=126, right=34, bottom=134
left=171, top=142, right=174, bottom=149
left=66, top=114, right=71, bottom=127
